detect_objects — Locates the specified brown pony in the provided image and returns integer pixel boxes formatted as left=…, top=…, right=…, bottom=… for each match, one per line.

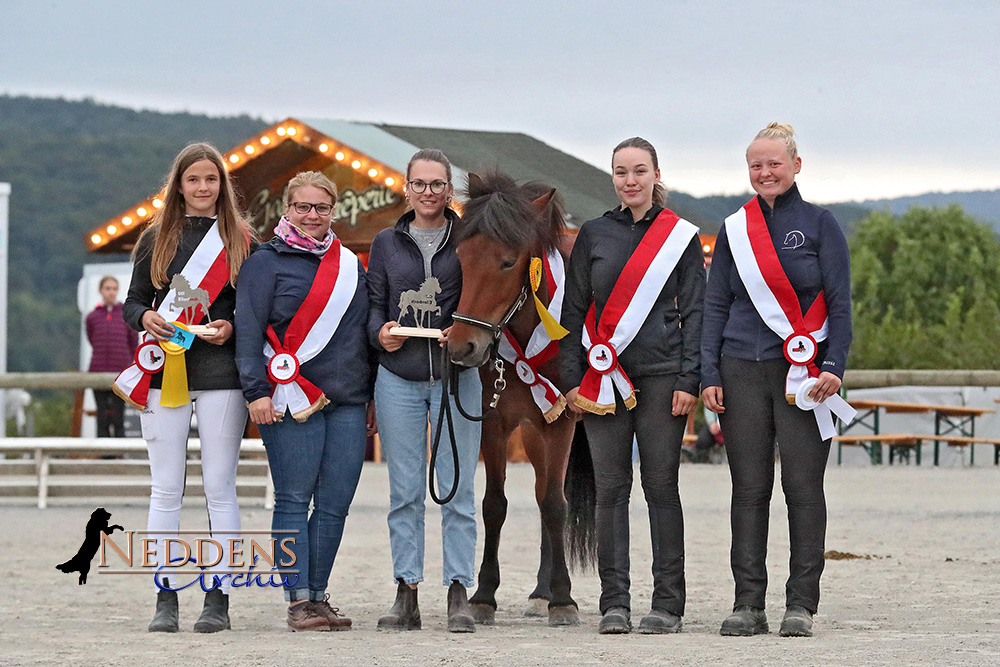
left=449, top=171, right=595, bottom=627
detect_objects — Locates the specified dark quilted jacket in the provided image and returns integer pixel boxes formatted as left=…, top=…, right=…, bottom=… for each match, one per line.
left=366, top=209, right=463, bottom=381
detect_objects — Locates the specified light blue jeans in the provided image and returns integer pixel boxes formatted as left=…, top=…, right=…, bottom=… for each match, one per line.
left=374, top=366, right=482, bottom=588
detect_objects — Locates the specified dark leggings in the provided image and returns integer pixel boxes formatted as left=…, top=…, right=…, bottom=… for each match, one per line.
left=583, top=374, right=687, bottom=615
left=94, top=390, right=125, bottom=438
left=719, top=356, right=830, bottom=613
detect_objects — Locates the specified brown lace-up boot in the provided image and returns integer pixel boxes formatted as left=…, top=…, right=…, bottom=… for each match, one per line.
left=312, top=594, right=352, bottom=631
left=287, top=601, right=330, bottom=632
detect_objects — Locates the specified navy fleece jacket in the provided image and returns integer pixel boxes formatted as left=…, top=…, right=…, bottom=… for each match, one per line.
left=701, top=184, right=852, bottom=388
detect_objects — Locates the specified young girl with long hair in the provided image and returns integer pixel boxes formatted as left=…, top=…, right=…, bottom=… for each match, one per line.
left=118, top=142, right=253, bottom=633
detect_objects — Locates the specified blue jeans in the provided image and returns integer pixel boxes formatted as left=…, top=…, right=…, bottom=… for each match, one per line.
left=258, top=403, right=366, bottom=602
left=374, top=366, right=482, bottom=588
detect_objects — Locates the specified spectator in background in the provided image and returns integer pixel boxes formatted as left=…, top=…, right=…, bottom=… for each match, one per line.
left=86, top=276, right=137, bottom=437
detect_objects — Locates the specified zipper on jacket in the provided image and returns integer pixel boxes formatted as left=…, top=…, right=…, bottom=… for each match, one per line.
left=400, top=221, right=453, bottom=380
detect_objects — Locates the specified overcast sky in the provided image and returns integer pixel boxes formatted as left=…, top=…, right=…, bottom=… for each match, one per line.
left=2, top=0, right=998, bottom=202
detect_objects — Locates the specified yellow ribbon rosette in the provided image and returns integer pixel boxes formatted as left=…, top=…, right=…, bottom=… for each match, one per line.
left=158, top=322, right=191, bottom=407
left=529, top=257, right=569, bottom=341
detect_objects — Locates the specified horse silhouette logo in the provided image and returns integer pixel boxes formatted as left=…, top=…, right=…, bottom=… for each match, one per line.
left=169, top=275, right=211, bottom=323
left=596, top=350, right=608, bottom=363
left=55, top=508, right=123, bottom=585
left=398, top=277, right=442, bottom=328
left=783, top=230, right=805, bottom=250
left=792, top=340, right=806, bottom=354
left=149, top=350, right=162, bottom=365
left=277, top=359, right=290, bottom=371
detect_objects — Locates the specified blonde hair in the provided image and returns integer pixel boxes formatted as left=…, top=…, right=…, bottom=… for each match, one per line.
left=749, top=122, right=798, bottom=160
left=283, top=171, right=338, bottom=207
left=135, top=142, right=252, bottom=289
left=612, top=137, right=667, bottom=207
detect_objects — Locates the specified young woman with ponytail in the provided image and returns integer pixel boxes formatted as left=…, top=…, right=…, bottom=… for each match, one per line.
left=560, top=137, right=705, bottom=634
left=120, top=142, right=254, bottom=634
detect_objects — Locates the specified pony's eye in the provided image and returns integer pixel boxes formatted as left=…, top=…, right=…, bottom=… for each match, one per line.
left=500, top=258, right=516, bottom=270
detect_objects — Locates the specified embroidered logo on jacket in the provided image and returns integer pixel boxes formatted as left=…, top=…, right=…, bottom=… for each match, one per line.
left=782, top=230, right=805, bottom=250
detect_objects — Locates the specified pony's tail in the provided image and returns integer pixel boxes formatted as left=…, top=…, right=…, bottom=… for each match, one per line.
left=565, top=421, right=597, bottom=570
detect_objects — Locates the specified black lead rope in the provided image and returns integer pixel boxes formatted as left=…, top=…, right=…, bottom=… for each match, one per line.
left=429, top=343, right=487, bottom=505
left=430, top=287, right=525, bottom=505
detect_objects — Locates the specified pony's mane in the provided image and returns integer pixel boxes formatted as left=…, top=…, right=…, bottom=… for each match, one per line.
left=456, top=170, right=566, bottom=254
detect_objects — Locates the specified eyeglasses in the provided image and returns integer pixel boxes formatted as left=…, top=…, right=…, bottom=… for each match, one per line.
left=407, top=180, right=449, bottom=195
left=289, top=202, right=334, bottom=215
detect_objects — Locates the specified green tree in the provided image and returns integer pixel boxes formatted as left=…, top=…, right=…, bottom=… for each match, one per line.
left=849, top=205, right=1000, bottom=369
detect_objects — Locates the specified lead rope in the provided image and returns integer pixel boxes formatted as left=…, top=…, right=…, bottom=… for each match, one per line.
left=429, top=344, right=506, bottom=505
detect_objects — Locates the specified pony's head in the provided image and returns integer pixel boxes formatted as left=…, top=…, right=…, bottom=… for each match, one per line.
left=449, top=170, right=565, bottom=367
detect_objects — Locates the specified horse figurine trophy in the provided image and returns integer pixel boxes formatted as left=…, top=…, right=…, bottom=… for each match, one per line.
left=168, top=274, right=216, bottom=336
left=390, top=276, right=443, bottom=338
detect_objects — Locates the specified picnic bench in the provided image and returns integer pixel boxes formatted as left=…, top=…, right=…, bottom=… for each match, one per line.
left=837, top=399, right=996, bottom=465
left=833, top=433, right=1000, bottom=465
left=0, top=438, right=273, bottom=509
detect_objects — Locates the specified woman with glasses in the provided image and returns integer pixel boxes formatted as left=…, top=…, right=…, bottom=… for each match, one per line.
left=366, top=149, right=483, bottom=633
left=236, top=171, right=374, bottom=631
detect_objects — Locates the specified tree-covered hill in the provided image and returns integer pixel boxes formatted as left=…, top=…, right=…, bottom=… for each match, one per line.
left=857, top=190, right=1000, bottom=229
left=0, top=95, right=268, bottom=371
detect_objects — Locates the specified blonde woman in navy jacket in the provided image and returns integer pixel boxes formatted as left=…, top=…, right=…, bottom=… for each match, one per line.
left=702, top=123, right=852, bottom=638
left=237, top=171, right=372, bottom=632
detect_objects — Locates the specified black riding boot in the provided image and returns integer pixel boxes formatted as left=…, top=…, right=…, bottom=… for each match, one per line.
left=377, top=580, right=421, bottom=631
left=148, top=589, right=179, bottom=633
left=193, top=588, right=231, bottom=633
left=447, top=581, right=476, bottom=633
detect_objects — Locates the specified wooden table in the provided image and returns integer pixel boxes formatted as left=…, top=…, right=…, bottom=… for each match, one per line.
left=840, top=399, right=994, bottom=465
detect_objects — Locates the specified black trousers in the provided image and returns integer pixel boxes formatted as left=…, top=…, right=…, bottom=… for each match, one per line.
left=583, top=374, right=686, bottom=615
left=719, top=356, right=829, bottom=613
left=94, top=390, right=125, bottom=438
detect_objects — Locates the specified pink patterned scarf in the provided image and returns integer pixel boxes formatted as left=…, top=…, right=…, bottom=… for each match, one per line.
left=274, top=216, right=335, bottom=255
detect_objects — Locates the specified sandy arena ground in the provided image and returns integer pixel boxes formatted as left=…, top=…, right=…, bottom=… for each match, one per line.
left=3, top=462, right=999, bottom=666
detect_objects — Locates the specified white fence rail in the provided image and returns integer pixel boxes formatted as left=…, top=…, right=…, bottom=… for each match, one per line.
left=0, top=437, right=273, bottom=509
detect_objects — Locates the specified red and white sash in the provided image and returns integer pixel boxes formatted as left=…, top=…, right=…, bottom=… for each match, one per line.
left=576, top=210, right=698, bottom=415
left=113, top=222, right=229, bottom=410
left=725, top=198, right=856, bottom=439
left=264, top=240, right=358, bottom=423
left=497, top=251, right=566, bottom=422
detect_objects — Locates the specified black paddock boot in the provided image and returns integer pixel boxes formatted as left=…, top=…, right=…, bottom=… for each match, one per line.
left=446, top=581, right=476, bottom=633
left=638, top=608, right=682, bottom=634
left=598, top=606, right=631, bottom=634
left=193, top=588, right=231, bottom=633
left=779, top=605, right=814, bottom=637
left=148, top=589, right=179, bottom=633
left=720, top=605, right=769, bottom=636
left=377, top=580, right=421, bottom=631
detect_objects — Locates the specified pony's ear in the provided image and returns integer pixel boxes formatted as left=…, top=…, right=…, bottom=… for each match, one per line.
left=532, top=188, right=556, bottom=212
left=467, top=172, right=486, bottom=198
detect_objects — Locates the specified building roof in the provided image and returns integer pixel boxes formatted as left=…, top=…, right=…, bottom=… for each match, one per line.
left=377, top=124, right=618, bottom=226
left=86, top=117, right=716, bottom=253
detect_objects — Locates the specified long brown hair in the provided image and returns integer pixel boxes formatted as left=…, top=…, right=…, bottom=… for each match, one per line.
left=134, top=143, right=252, bottom=288
left=612, top=137, right=667, bottom=207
